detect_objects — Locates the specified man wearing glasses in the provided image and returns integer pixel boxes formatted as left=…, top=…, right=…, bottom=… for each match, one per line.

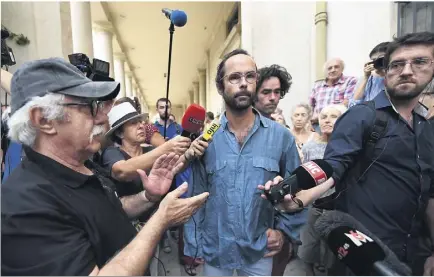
left=1, top=58, right=209, bottom=275
left=349, top=42, right=389, bottom=107
left=321, top=32, right=434, bottom=275
left=183, top=49, right=305, bottom=276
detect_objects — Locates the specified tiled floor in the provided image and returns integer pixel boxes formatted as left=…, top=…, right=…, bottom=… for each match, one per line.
left=155, top=237, right=323, bottom=276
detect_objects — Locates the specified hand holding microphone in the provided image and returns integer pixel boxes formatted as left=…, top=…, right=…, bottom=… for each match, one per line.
left=184, top=120, right=221, bottom=162
left=258, top=160, right=335, bottom=213
left=164, top=135, right=191, bottom=156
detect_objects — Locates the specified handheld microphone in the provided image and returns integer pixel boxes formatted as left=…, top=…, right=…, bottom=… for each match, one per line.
left=264, top=160, right=333, bottom=206
left=181, top=104, right=206, bottom=141
left=161, top=8, right=187, bottom=27
left=202, top=122, right=220, bottom=142
left=314, top=210, right=412, bottom=276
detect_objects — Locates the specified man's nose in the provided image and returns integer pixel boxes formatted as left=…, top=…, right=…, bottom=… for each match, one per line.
left=400, top=62, right=414, bottom=76
left=269, top=92, right=279, bottom=102
left=239, top=76, right=248, bottom=87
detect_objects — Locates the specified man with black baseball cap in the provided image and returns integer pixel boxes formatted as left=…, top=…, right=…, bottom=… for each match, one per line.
left=1, top=58, right=209, bottom=275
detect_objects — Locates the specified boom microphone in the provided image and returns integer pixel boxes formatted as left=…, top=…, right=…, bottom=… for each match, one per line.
left=161, top=8, right=187, bottom=27
left=181, top=104, right=206, bottom=140
left=314, top=210, right=412, bottom=276
left=264, top=159, right=333, bottom=206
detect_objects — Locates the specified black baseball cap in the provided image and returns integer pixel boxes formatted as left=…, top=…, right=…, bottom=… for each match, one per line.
left=10, top=57, right=120, bottom=114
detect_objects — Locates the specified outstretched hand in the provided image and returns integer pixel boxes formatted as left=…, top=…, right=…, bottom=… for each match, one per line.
left=137, top=152, right=184, bottom=198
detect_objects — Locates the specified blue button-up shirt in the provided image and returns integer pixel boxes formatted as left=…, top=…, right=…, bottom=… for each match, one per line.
left=184, top=109, right=306, bottom=269
left=324, top=90, right=434, bottom=263
left=349, top=75, right=385, bottom=107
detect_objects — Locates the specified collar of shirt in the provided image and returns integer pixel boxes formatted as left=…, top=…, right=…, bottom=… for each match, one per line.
left=220, top=107, right=269, bottom=131
left=374, top=90, right=429, bottom=118
left=24, top=146, right=92, bottom=188
left=323, top=74, right=346, bottom=87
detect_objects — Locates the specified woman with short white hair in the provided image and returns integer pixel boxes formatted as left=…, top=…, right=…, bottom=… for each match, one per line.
left=297, top=104, right=347, bottom=275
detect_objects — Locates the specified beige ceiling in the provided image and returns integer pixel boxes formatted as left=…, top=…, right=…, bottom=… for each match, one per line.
left=90, top=1, right=231, bottom=107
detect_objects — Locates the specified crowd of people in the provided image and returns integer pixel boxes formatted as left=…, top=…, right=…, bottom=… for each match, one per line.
left=1, top=31, right=434, bottom=276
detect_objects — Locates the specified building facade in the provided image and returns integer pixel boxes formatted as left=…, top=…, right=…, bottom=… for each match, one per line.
left=2, top=1, right=433, bottom=124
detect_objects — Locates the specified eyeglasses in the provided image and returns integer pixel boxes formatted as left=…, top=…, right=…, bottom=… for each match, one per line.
left=222, top=71, right=258, bottom=85
left=61, top=100, right=106, bottom=117
left=387, top=58, right=434, bottom=74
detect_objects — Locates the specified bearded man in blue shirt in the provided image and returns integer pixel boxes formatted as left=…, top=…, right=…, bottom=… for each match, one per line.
left=183, top=49, right=306, bottom=276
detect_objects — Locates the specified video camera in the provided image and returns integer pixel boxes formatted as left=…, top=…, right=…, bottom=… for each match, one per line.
left=1, top=29, right=16, bottom=67
left=68, top=53, right=114, bottom=82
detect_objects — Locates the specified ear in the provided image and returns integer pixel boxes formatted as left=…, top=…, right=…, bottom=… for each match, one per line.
left=29, top=107, right=57, bottom=135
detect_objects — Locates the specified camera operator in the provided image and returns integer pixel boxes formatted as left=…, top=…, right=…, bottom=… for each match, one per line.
left=349, top=42, right=389, bottom=107
left=1, top=58, right=209, bottom=275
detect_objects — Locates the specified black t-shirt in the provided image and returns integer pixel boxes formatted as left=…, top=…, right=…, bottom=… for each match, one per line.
left=1, top=147, right=137, bottom=275
left=101, top=146, right=158, bottom=222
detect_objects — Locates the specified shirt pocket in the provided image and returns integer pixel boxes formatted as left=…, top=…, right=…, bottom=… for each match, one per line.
left=252, top=157, right=280, bottom=185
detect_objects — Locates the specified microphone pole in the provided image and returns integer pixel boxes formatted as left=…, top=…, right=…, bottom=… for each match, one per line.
left=163, top=22, right=175, bottom=140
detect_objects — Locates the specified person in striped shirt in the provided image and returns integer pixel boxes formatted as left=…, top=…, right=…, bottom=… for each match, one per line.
left=309, top=58, right=357, bottom=133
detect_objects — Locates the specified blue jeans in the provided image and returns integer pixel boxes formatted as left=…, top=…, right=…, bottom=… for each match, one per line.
left=203, top=257, right=273, bottom=276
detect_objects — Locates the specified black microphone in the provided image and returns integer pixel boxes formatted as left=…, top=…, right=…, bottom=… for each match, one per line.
left=264, top=159, right=333, bottom=206
left=161, top=8, right=187, bottom=27
left=314, top=210, right=412, bottom=276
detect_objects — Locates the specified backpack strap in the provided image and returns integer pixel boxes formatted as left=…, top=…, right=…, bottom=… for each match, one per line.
left=358, top=100, right=389, bottom=181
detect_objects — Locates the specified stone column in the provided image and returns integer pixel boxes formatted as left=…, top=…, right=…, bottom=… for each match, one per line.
left=70, top=2, right=93, bottom=58
left=188, top=90, right=194, bottom=106
left=131, top=83, right=136, bottom=98
left=193, top=82, right=199, bottom=104
left=315, top=2, right=328, bottom=81
left=92, top=21, right=114, bottom=77
left=125, top=71, right=133, bottom=98
left=198, top=69, right=206, bottom=108
left=113, top=53, right=126, bottom=98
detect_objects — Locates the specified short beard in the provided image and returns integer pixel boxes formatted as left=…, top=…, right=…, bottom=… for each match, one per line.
left=159, top=113, right=169, bottom=120
left=386, top=83, right=427, bottom=101
left=222, top=90, right=253, bottom=111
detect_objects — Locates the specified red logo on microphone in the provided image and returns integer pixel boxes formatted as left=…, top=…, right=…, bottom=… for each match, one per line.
left=301, top=161, right=326, bottom=185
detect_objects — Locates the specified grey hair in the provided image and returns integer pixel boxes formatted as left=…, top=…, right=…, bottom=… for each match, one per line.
left=323, top=58, right=345, bottom=73
left=8, top=93, right=66, bottom=146
left=292, top=102, right=313, bottom=118
left=320, top=104, right=348, bottom=117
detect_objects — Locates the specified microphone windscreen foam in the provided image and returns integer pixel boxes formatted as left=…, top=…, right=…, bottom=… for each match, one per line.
left=181, top=104, right=206, bottom=134
left=314, top=211, right=412, bottom=276
left=327, top=225, right=385, bottom=276
left=171, top=10, right=187, bottom=27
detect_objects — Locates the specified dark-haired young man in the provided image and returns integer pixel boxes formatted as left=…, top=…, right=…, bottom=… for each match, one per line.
left=184, top=49, right=305, bottom=276
left=253, top=64, right=297, bottom=275
left=322, top=32, right=434, bottom=275
left=254, top=64, right=292, bottom=118
left=154, top=98, right=182, bottom=140
left=350, top=41, right=390, bottom=107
